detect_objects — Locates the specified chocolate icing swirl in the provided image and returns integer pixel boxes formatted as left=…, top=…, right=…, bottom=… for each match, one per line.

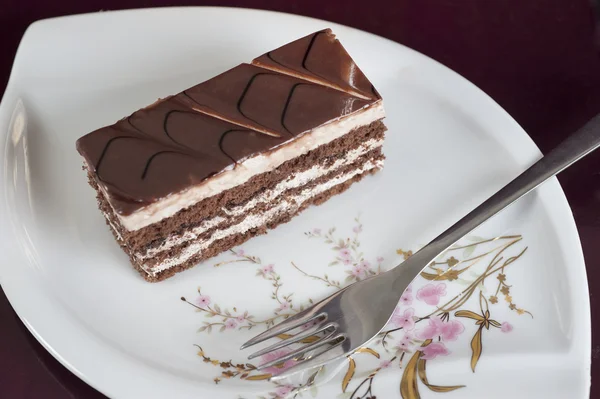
left=76, top=29, right=381, bottom=216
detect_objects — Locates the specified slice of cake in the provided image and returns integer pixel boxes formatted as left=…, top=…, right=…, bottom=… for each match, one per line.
left=76, top=29, right=386, bottom=281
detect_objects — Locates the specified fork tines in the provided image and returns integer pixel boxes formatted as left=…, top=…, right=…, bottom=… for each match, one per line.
left=241, top=311, right=345, bottom=375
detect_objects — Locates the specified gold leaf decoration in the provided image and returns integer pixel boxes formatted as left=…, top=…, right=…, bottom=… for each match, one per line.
left=489, top=320, right=501, bottom=328
left=447, top=256, right=459, bottom=267
left=400, top=348, right=423, bottom=399
left=455, top=310, right=484, bottom=321
left=245, top=373, right=272, bottom=381
left=417, top=359, right=465, bottom=392
left=396, top=249, right=413, bottom=259
left=276, top=333, right=320, bottom=343
left=419, top=271, right=440, bottom=280
left=470, top=327, right=484, bottom=372
left=420, top=269, right=462, bottom=281
left=341, top=357, right=356, bottom=392
left=355, top=347, right=380, bottom=358
left=401, top=339, right=464, bottom=398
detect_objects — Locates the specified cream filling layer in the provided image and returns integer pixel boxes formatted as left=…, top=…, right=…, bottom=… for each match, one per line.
left=135, top=138, right=383, bottom=260
left=141, top=158, right=384, bottom=276
left=102, top=211, right=123, bottom=241
left=111, top=102, right=384, bottom=231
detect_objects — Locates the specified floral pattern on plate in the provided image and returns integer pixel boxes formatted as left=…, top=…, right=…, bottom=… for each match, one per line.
left=181, top=215, right=531, bottom=398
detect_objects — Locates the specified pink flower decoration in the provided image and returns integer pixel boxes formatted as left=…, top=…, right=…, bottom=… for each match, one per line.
left=358, top=260, right=371, bottom=271
left=262, top=264, right=274, bottom=274
left=261, top=350, right=297, bottom=374
left=417, top=317, right=443, bottom=340
left=379, top=360, right=392, bottom=369
left=236, top=249, right=245, bottom=256
left=416, top=283, right=447, bottom=306
left=195, top=295, right=211, bottom=308
left=351, top=266, right=365, bottom=279
left=236, top=315, right=245, bottom=322
left=339, top=248, right=351, bottom=259
left=225, top=319, right=237, bottom=329
left=401, top=332, right=414, bottom=344
left=421, top=342, right=450, bottom=360
left=353, top=225, right=362, bottom=233
left=400, top=291, right=413, bottom=306
left=440, top=319, right=464, bottom=341
left=275, top=384, right=293, bottom=397
left=312, top=228, right=321, bottom=235
left=405, top=285, right=413, bottom=294
left=278, top=301, right=290, bottom=311
left=396, top=335, right=413, bottom=352
left=390, top=307, right=415, bottom=330
left=341, top=258, right=352, bottom=265
left=416, top=317, right=464, bottom=341
left=376, top=256, right=384, bottom=263
left=501, top=322, right=513, bottom=333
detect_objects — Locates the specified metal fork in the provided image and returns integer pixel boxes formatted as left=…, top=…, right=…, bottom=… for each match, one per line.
left=241, top=113, right=600, bottom=378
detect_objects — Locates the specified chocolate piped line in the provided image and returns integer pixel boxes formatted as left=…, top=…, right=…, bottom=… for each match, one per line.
left=141, top=150, right=196, bottom=180
left=254, top=30, right=375, bottom=101
left=299, top=31, right=349, bottom=89
left=218, top=129, right=253, bottom=163
left=181, top=88, right=281, bottom=138
left=162, top=109, right=240, bottom=158
left=266, top=51, right=286, bottom=68
left=301, top=31, right=324, bottom=71
left=127, top=114, right=181, bottom=149
left=236, top=72, right=281, bottom=134
left=95, top=136, right=142, bottom=177
left=281, top=83, right=308, bottom=135
left=162, top=110, right=190, bottom=147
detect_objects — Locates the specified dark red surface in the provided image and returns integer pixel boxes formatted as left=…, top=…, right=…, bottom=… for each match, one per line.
left=1, top=1, right=599, bottom=398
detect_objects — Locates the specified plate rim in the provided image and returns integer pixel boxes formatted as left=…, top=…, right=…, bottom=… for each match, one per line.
left=0, top=6, right=591, bottom=398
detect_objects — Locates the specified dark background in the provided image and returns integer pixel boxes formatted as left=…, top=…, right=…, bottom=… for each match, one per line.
left=1, top=0, right=599, bottom=397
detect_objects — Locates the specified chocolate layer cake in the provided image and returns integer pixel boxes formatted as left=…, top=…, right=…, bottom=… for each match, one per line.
left=76, top=29, right=387, bottom=281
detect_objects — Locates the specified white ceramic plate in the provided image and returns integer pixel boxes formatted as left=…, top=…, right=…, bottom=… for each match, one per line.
left=0, top=7, right=590, bottom=399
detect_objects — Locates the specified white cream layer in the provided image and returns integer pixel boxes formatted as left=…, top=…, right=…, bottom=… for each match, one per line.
left=135, top=138, right=383, bottom=260
left=113, top=102, right=384, bottom=231
left=141, top=158, right=384, bottom=277
left=102, top=211, right=123, bottom=241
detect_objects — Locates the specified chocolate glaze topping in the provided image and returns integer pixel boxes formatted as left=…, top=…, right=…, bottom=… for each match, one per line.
left=252, top=29, right=379, bottom=101
left=76, top=29, right=382, bottom=216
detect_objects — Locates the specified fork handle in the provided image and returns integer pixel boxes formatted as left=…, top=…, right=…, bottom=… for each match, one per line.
left=392, top=113, right=600, bottom=285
